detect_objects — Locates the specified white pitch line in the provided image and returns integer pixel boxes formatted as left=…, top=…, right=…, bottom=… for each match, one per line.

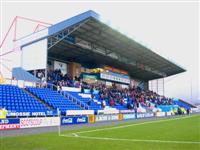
left=72, top=115, right=196, bottom=135
left=61, top=134, right=200, bottom=145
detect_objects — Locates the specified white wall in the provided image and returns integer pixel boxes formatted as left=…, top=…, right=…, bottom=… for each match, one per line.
left=21, top=39, right=47, bottom=70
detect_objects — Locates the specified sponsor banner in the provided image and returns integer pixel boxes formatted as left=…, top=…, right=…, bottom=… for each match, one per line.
left=98, top=109, right=119, bottom=115
left=20, top=117, right=60, bottom=128
left=136, top=113, right=154, bottom=119
left=144, top=113, right=154, bottom=118
left=108, top=114, right=118, bottom=120
left=166, top=112, right=172, bottom=116
left=61, top=116, right=88, bottom=125
left=88, top=115, right=95, bottom=123
left=156, top=112, right=166, bottom=117
left=78, top=93, right=91, bottom=98
left=62, top=87, right=81, bottom=92
left=100, top=72, right=130, bottom=84
left=0, top=118, right=20, bottom=130
left=95, top=114, right=119, bottom=122
left=7, top=111, right=55, bottom=117
left=120, top=110, right=135, bottom=114
left=118, top=114, right=123, bottom=120
left=137, top=113, right=145, bottom=118
left=95, top=115, right=108, bottom=122
left=66, top=110, right=94, bottom=116
left=123, top=114, right=136, bottom=120
left=0, top=124, right=20, bottom=130
left=7, top=112, right=31, bottom=117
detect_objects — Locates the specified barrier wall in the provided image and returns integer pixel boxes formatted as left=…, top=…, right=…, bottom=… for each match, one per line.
left=123, top=114, right=136, bottom=120
left=7, top=110, right=57, bottom=117
left=0, top=118, right=20, bottom=130
left=88, top=115, right=95, bottom=123
left=1, top=111, right=180, bottom=130
left=95, top=114, right=119, bottom=122
left=20, top=117, right=60, bottom=128
left=66, top=110, right=94, bottom=116
left=155, top=112, right=165, bottom=117
left=61, top=116, right=88, bottom=125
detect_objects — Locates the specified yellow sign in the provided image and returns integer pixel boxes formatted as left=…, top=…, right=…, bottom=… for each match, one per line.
left=118, top=114, right=123, bottom=120
left=0, top=109, right=8, bottom=119
left=88, top=115, right=95, bottom=123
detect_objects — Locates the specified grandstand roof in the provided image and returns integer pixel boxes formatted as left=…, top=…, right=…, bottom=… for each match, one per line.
left=47, top=10, right=186, bottom=81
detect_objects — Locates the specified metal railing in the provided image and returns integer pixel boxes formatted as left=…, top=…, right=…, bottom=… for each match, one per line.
left=61, top=91, right=89, bottom=110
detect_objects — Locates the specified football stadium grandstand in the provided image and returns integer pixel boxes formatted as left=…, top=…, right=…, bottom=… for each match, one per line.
left=0, top=10, right=199, bottom=150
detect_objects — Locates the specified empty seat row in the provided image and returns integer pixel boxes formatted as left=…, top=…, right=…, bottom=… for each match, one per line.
left=26, top=87, right=82, bottom=113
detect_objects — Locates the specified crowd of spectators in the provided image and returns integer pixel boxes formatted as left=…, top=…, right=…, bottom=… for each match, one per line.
left=30, top=69, right=173, bottom=110
left=85, top=83, right=173, bottom=110
left=47, top=69, right=81, bottom=89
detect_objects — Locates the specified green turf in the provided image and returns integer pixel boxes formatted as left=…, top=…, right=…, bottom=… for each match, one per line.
left=1, top=115, right=200, bottom=150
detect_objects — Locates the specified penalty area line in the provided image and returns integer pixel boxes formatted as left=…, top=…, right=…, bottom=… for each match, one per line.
left=61, top=134, right=200, bottom=144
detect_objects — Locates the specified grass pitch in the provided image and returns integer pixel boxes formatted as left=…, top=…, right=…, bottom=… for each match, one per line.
left=1, top=114, right=200, bottom=150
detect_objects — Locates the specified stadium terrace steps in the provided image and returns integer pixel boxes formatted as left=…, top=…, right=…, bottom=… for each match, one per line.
left=22, top=88, right=54, bottom=110
left=0, top=84, right=49, bottom=112
left=12, top=67, right=40, bottom=82
left=66, top=92, right=102, bottom=110
left=61, top=91, right=89, bottom=110
left=26, top=87, right=83, bottom=113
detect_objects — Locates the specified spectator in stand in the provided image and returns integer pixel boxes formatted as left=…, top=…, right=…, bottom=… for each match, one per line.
left=43, top=68, right=174, bottom=109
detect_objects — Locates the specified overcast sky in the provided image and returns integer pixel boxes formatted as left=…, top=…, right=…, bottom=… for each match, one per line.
left=0, top=1, right=199, bottom=103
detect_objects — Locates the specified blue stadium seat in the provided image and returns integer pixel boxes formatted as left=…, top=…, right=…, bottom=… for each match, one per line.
left=66, top=92, right=102, bottom=111
left=26, top=87, right=82, bottom=113
left=0, top=84, right=49, bottom=112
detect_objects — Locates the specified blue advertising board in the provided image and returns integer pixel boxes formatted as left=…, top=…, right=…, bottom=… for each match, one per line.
left=61, top=116, right=88, bottom=125
left=0, top=118, right=19, bottom=124
left=136, top=113, right=154, bottom=119
left=0, top=118, right=20, bottom=130
left=7, top=110, right=57, bottom=117
left=123, top=114, right=136, bottom=120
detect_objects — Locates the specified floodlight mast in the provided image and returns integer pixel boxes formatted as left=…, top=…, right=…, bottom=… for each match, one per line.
left=0, top=16, right=52, bottom=77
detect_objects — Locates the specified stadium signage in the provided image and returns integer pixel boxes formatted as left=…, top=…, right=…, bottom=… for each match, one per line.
left=100, top=72, right=130, bottom=84
left=136, top=113, right=154, bottom=119
left=166, top=112, right=172, bottom=116
left=66, top=110, right=94, bottom=116
left=98, top=109, right=119, bottom=115
left=61, top=87, right=81, bottom=92
left=61, top=116, right=88, bottom=125
left=123, top=114, right=136, bottom=120
left=20, top=117, right=60, bottom=128
left=77, top=117, right=87, bottom=123
left=137, top=113, right=145, bottom=118
left=120, top=110, right=135, bottom=114
left=156, top=112, right=165, bottom=117
left=0, top=118, right=20, bottom=130
left=95, top=114, right=119, bottom=122
left=62, top=118, right=73, bottom=124
left=7, top=112, right=30, bottom=117
left=31, top=112, right=46, bottom=116
left=95, top=115, right=108, bottom=122
left=7, top=111, right=55, bottom=117
left=144, top=113, right=154, bottom=118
